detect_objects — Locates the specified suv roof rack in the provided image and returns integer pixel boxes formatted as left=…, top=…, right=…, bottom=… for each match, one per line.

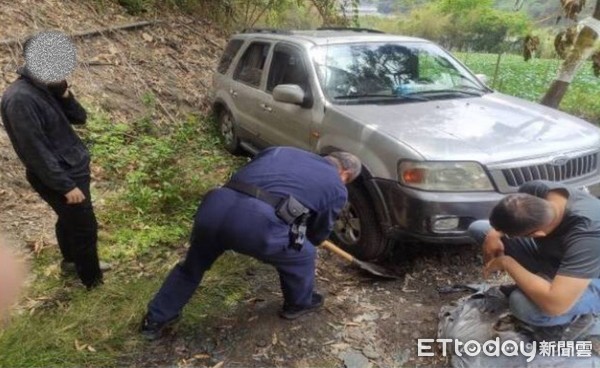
left=241, top=28, right=292, bottom=35
left=316, top=27, right=385, bottom=34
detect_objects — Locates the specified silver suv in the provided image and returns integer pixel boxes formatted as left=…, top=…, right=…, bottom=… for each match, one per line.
left=212, top=28, right=600, bottom=260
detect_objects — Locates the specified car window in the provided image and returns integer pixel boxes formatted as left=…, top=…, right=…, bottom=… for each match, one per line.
left=266, top=45, right=309, bottom=93
left=417, top=51, right=470, bottom=88
left=312, top=42, right=486, bottom=102
left=217, top=39, right=244, bottom=74
left=233, top=42, right=271, bottom=88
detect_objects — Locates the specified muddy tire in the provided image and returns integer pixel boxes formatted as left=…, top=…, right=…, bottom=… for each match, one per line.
left=332, top=183, right=389, bottom=261
left=218, top=109, right=242, bottom=155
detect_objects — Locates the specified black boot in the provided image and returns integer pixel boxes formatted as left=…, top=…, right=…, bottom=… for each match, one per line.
left=279, top=292, right=324, bottom=320
left=140, top=313, right=181, bottom=341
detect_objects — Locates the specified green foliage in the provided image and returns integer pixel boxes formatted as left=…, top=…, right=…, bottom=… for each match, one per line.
left=457, top=52, right=600, bottom=123
left=362, top=1, right=531, bottom=53
left=437, top=0, right=493, bottom=13
left=436, top=1, right=531, bottom=52
left=115, top=0, right=155, bottom=14
left=260, top=1, right=322, bottom=29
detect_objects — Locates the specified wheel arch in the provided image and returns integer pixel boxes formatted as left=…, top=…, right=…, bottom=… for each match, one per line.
left=212, top=98, right=229, bottom=119
left=319, top=146, right=392, bottom=234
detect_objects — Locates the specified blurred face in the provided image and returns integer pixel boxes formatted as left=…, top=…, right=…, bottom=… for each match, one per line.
left=0, top=242, right=26, bottom=321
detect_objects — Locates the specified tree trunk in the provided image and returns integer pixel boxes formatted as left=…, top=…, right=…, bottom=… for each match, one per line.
left=541, top=0, right=600, bottom=108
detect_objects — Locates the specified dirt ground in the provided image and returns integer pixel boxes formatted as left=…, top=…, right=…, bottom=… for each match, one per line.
left=0, top=1, right=490, bottom=367
left=126, top=243, right=486, bottom=368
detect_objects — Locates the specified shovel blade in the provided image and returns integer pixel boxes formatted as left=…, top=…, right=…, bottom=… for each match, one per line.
left=353, top=259, right=400, bottom=279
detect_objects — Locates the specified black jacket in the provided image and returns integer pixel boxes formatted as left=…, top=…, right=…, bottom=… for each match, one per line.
left=1, top=69, right=90, bottom=194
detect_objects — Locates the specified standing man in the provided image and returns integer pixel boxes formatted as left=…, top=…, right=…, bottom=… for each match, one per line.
left=469, top=180, right=600, bottom=340
left=141, top=146, right=361, bottom=340
left=1, top=32, right=103, bottom=289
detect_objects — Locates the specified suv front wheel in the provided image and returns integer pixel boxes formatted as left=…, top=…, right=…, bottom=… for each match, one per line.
left=218, top=109, right=242, bottom=155
left=332, top=184, right=389, bottom=261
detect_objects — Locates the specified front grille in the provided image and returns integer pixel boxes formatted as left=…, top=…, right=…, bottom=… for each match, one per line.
left=502, top=153, right=598, bottom=187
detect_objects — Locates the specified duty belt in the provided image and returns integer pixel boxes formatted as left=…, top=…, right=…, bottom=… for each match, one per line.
left=224, top=181, right=310, bottom=251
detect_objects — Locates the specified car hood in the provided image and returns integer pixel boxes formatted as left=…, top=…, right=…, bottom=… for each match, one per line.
left=330, top=93, right=600, bottom=164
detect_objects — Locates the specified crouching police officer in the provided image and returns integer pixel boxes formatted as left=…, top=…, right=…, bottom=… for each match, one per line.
left=141, top=146, right=361, bottom=340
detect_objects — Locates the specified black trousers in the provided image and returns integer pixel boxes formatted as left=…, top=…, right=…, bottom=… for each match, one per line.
left=26, top=171, right=102, bottom=287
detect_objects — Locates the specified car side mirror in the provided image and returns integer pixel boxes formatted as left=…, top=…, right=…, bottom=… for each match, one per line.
left=475, top=74, right=489, bottom=85
left=273, top=84, right=305, bottom=105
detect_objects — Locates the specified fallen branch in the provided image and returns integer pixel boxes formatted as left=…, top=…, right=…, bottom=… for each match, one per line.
left=0, top=20, right=162, bottom=48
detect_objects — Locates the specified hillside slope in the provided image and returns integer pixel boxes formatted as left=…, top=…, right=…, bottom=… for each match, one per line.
left=0, top=0, right=225, bottom=245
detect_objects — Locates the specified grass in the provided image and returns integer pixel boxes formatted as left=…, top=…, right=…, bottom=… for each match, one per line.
left=0, top=102, right=252, bottom=367
left=0, top=249, right=259, bottom=367
left=456, top=52, right=600, bottom=124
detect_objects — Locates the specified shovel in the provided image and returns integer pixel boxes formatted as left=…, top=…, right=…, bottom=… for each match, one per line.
left=320, top=240, right=399, bottom=279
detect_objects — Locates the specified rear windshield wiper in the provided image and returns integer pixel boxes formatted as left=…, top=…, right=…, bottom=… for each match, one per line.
left=334, top=94, right=429, bottom=102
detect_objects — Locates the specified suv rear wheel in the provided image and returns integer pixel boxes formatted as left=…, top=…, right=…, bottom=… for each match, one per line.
left=332, top=184, right=389, bottom=261
left=218, top=109, right=242, bottom=155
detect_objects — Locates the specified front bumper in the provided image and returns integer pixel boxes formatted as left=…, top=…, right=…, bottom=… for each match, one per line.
left=374, top=178, right=600, bottom=244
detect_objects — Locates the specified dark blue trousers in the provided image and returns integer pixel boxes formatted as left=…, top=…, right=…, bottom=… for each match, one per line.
left=147, top=188, right=317, bottom=323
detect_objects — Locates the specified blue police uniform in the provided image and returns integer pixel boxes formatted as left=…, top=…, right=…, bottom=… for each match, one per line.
left=147, top=147, right=348, bottom=323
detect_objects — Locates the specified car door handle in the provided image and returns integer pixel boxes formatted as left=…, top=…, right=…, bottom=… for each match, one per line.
left=229, top=89, right=238, bottom=98
left=260, top=103, right=272, bottom=112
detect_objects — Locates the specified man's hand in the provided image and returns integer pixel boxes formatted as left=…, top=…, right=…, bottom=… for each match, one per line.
left=482, top=229, right=505, bottom=264
left=47, top=80, right=68, bottom=98
left=65, top=187, right=85, bottom=204
left=483, top=255, right=512, bottom=278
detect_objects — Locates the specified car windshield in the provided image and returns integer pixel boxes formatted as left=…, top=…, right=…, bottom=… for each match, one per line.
left=312, top=41, right=489, bottom=103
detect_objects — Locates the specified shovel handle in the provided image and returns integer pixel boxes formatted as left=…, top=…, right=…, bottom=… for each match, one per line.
left=320, top=240, right=355, bottom=263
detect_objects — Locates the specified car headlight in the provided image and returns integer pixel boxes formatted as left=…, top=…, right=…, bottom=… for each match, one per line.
left=398, top=161, right=494, bottom=191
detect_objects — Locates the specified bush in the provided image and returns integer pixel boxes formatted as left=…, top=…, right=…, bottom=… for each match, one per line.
left=361, top=1, right=532, bottom=53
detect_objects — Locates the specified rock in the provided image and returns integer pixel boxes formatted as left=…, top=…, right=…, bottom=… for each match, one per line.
left=256, top=339, right=268, bottom=348
left=346, top=327, right=364, bottom=341
left=411, top=331, right=421, bottom=339
left=395, top=348, right=412, bottom=366
left=362, top=346, right=380, bottom=360
left=353, top=312, right=380, bottom=323
left=330, top=342, right=351, bottom=355
left=339, top=349, right=371, bottom=368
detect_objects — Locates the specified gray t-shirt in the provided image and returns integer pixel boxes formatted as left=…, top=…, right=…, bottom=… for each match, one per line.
left=519, top=180, right=600, bottom=279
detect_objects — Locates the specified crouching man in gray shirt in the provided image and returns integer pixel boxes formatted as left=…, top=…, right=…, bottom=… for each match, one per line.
left=469, top=180, right=600, bottom=340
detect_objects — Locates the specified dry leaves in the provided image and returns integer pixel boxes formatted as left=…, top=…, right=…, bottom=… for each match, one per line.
left=561, top=0, right=586, bottom=20
left=74, top=339, right=96, bottom=352
left=141, top=32, right=153, bottom=42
